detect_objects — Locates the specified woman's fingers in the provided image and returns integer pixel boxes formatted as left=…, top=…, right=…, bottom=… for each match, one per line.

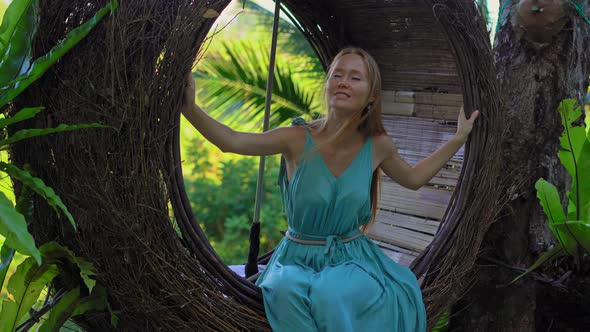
left=468, top=110, right=480, bottom=124
left=183, top=72, right=196, bottom=107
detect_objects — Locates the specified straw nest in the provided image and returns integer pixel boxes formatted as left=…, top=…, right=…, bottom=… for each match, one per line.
left=9, top=0, right=502, bottom=330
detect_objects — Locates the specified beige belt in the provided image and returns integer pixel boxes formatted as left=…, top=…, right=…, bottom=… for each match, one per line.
left=285, top=230, right=364, bottom=245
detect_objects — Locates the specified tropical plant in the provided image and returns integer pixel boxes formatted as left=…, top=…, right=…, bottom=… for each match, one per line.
left=194, top=41, right=322, bottom=130
left=512, top=99, right=590, bottom=282
left=187, top=2, right=325, bottom=264
left=0, top=241, right=116, bottom=332
left=0, top=0, right=118, bottom=330
left=183, top=135, right=287, bottom=264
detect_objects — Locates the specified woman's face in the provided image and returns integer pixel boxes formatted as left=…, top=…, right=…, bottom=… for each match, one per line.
left=326, top=53, right=374, bottom=116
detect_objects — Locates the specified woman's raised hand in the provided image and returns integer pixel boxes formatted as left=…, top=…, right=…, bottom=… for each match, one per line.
left=455, top=106, right=479, bottom=142
left=183, top=71, right=196, bottom=111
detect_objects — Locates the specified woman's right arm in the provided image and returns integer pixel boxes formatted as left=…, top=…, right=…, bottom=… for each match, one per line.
left=181, top=72, right=296, bottom=157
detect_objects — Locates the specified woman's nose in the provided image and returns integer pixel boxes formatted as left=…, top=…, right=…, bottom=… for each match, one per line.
left=337, top=80, right=350, bottom=88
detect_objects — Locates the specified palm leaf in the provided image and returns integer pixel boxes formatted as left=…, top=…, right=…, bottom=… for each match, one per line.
left=194, top=41, right=320, bottom=131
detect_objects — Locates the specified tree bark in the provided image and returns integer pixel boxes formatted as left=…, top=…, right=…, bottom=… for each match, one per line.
left=452, top=1, right=590, bottom=331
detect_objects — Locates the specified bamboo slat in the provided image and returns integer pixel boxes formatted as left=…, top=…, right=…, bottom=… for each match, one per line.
left=370, top=239, right=419, bottom=267
left=367, top=222, right=433, bottom=252
left=378, top=246, right=417, bottom=267
left=381, top=91, right=463, bottom=120
left=375, top=210, right=440, bottom=235
left=382, top=91, right=463, bottom=107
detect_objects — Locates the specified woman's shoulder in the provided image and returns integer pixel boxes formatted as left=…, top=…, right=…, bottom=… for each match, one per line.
left=371, top=133, right=394, bottom=147
left=371, top=133, right=396, bottom=159
left=273, top=125, right=307, bottom=157
left=276, top=125, right=307, bottom=139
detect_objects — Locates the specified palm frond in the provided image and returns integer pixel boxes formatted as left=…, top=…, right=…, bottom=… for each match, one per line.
left=194, top=41, right=322, bottom=131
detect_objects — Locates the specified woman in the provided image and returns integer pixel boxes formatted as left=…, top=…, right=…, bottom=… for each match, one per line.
left=182, top=47, right=479, bottom=331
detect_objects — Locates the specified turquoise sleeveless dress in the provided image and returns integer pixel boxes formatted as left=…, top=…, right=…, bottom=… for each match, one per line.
left=256, top=127, right=427, bottom=331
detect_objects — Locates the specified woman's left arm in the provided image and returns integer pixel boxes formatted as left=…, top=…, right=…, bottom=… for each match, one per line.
left=378, top=106, right=479, bottom=190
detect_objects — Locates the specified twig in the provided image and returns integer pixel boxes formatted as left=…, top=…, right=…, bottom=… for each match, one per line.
left=16, top=288, right=68, bottom=332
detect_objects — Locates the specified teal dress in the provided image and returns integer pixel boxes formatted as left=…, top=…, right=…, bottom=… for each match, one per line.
left=256, top=127, right=427, bottom=331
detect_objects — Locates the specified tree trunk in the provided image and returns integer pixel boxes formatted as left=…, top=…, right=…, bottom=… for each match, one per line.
left=452, top=1, right=590, bottom=331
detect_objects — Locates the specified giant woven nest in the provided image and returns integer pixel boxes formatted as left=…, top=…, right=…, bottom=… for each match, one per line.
left=10, top=0, right=502, bottom=330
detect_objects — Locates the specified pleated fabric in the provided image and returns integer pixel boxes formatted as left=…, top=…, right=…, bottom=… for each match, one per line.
left=256, top=128, right=427, bottom=332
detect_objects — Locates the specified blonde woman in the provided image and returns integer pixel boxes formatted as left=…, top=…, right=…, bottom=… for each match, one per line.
left=182, top=47, right=479, bottom=331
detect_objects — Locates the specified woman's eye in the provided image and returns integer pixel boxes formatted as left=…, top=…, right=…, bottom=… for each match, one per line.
left=352, top=77, right=361, bottom=81
left=333, top=74, right=342, bottom=78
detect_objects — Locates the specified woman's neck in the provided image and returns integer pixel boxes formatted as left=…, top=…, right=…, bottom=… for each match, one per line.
left=321, top=108, right=363, bottom=144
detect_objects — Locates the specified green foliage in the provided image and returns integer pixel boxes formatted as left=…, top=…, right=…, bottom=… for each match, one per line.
left=432, top=309, right=450, bottom=332
left=0, top=123, right=108, bottom=149
left=557, top=99, right=590, bottom=222
left=0, top=107, right=42, bottom=128
left=0, top=256, right=59, bottom=332
left=0, top=0, right=38, bottom=88
left=195, top=41, right=320, bottom=130
left=195, top=0, right=324, bottom=131
left=0, top=162, right=77, bottom=230
left=0, top=242, right=15, bottom=290
left=0, top=242, right=111, bottom=332
left=37, top=242, right=97, bottom=293
left=0, top=0, right=119, bottom=108
left=0, top=1, right=118, bottom=329
left=0, top=0, right=116, bottom=258
left=184, top=136, right=287, bottom=264
left=511, top=244, right=567, bottom=283
left=513, top=99, right=590, bottom=282
left=37, top=286, right=116, bottom=332
left=184, top=0, right=325, bottom=264
left=0, top=191, right=39, bottom=264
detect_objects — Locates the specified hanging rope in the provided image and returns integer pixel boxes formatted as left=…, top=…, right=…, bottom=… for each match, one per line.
left=245, top=0, right=282, bottom=279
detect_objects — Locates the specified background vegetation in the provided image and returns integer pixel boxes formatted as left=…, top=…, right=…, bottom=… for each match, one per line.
left=182, top=0, right=323, bottom=264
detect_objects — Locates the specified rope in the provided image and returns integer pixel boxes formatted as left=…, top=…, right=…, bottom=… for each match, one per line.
left=245, top=0, right=282, bottom=279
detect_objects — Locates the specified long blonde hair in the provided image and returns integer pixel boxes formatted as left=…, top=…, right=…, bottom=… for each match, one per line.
left=309, top=47, right=387, bottom=223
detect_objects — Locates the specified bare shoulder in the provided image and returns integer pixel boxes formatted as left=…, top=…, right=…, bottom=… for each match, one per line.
left=275, top=125, right=306, bottom=160
left=372, top=134, right=396, bottom=153
left=276, top=125, right=306, bottom=142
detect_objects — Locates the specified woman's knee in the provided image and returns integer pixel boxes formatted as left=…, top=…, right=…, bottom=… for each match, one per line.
left=259, top=265, right=311, bottom=305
